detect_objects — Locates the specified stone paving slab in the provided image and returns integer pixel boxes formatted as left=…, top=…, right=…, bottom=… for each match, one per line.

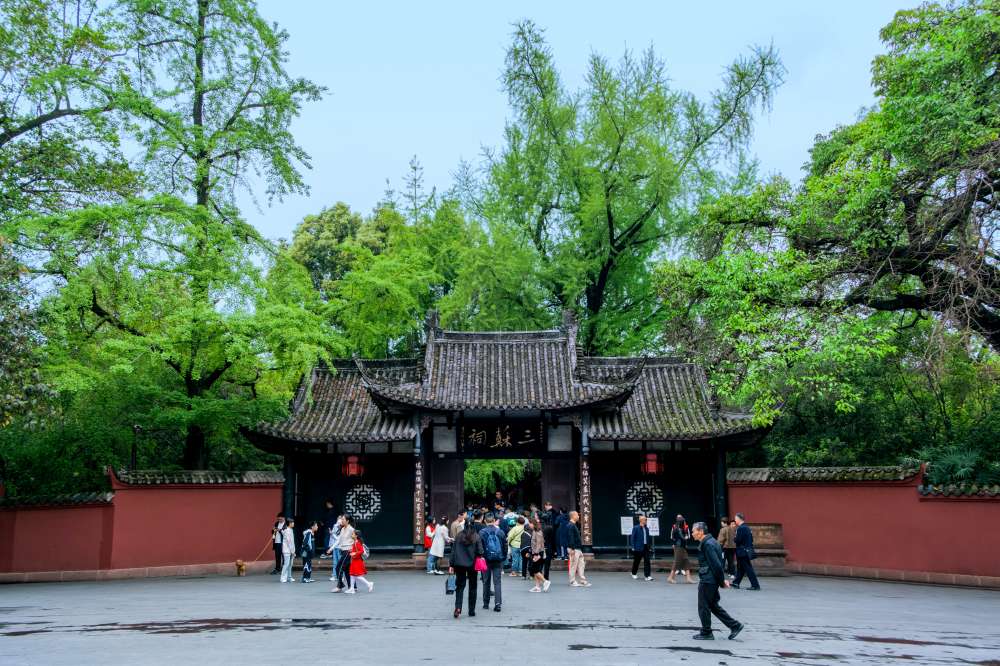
left=0, top=571, right=997, bottom=665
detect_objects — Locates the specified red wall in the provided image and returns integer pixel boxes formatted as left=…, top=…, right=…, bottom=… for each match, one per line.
left=109, top=484, right=280, bottom=569
left=0, top=504, right=114, bottom=573
left=1, top=476, right=281, bottom=574
left=729, top=478, right=1000, bottom=578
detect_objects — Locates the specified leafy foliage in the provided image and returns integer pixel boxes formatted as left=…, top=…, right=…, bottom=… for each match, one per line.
left=464, top=459, right=540, bottom=498
left=462, top=21, right=783, bottom=353
left=661, top=0, right=1000, bottom=483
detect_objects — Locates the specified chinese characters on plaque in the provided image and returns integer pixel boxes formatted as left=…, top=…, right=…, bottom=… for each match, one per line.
left=458, top=420, right=545, bottom=456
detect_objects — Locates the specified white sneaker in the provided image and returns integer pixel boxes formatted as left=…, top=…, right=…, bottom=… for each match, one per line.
left=331, top=587, right=343, bottom=593
left=582, top=581, right=592, bottom=587
left=329, top=575, right=336, bottom=581
left=529, top=587, right=541, bottom=592
left=631, top=574, right=638, bottom=580
left=645, top=577, right=654, bottom=581
left=288, top=578, right=295, bottom=582
left=543, top=580, right=551, bottom=592
left=570, top=582, right=582, bottom=587
left=344, top=588, right=356, bottom=594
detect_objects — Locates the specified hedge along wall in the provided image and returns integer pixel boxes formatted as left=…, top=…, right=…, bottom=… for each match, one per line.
left=728, top=464, right=1000, bottom=585
left=0, top=469, right=282, bottom=577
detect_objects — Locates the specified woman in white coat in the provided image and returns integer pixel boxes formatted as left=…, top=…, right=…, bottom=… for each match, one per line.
left=279, top=518, right=296, bottom=582
left=426, top=516, right=451, bottom=575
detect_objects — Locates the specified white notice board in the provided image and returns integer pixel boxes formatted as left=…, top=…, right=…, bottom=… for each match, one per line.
left=620, top=516, right=633, bottom=536
left=647, top=517, right=660, bottom=536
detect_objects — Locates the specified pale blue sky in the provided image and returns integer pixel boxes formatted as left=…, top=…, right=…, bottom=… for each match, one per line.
left=244, top=1, right=903, bottom=241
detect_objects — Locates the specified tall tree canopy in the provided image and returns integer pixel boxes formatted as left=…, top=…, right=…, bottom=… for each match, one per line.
left=659, top=0, right=1000, bottom=480
left=3, top=0, right=333, bottom=475
left=464, top=21, right=783, bottom=353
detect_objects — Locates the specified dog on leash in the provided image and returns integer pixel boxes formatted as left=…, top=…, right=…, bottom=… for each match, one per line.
left=235, top=559, right=247, bottom=576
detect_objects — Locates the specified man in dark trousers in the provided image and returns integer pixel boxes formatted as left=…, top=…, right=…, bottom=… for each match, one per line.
left=732, top=512, right=761, bottom=590
left=691, top=521, right=744, bottom=640
left=479, top=514, right=507, bottom=612
left=630, top=514, right=653, bottom=581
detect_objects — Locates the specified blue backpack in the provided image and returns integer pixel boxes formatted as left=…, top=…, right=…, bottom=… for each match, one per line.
left=482, top=528, right=503, bottom=562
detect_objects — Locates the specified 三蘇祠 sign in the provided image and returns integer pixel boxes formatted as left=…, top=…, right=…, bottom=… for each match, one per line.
left=458, top=419, right=546, bottom=457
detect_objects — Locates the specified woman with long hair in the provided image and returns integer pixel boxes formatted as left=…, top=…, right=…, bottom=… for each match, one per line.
left=668, top=514, right=695, bottom=584
left=527, top=517, right=550, bottom=593
left=448, top=521, right=484, bottom=618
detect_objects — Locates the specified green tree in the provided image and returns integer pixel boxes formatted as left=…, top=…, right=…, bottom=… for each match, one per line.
left=8, top=0, right=331, bottom=470
left=0, top=0, right=138, bottom=226
left=464, top=21, right=783, bottom=353
left=0, top=238, right=53, bottom=428
left=659, top=1, right=1000, bottom=481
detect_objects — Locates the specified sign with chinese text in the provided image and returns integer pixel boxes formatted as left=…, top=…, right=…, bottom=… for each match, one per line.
left=458, top=419, right=546, bottom=457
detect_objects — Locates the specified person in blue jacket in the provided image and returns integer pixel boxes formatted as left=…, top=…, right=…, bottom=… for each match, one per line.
left=630, top=514, right=653, bottom=581
left=732, top=512, right=761, bottom=590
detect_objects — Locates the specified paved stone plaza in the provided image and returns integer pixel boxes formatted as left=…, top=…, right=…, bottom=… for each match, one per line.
left=1, top=572, right=998, bottom=665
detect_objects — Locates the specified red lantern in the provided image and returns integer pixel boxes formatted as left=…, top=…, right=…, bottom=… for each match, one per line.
left=342, top=455, right=364, bottom=478
left=641, top=453, right=662, bottom=475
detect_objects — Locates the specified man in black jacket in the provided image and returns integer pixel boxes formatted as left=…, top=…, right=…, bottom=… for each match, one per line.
left=732, top=513, right=761, bottom=590
left=691, top=522, right=744, bottom=641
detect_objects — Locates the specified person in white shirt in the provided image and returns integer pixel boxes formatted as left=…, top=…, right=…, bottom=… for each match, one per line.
left=331, top=515, right=355, bottom=592
left=427, top=516, right=452, bottom=575
left=279, top=518, right=296, bottom=582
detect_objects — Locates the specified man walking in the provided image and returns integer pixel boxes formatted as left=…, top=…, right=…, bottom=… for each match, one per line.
left=718, top=517, right=735, bottom=576
left=566, top=511, right=590, bottom=587
left=630, top=515, right=653, bottom=581
left=480, top=514, right=507, bottom=612
left=691, top=522, right=744, bottom=641
left=732, top=513, right=761, bottom=591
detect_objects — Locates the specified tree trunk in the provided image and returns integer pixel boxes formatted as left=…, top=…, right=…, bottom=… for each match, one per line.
left=183, top=423, right=208, bottom=469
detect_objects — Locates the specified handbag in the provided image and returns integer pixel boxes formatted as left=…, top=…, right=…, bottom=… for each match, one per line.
left=747, top=545, right=757, bottom=561
left=474, top=556, right=488, bottom=573
left=445, top=574, right=457, bottom=595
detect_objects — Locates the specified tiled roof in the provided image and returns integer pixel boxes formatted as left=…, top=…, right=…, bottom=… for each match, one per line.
left=251, top=313, right=766, bottom=444
left=115, top=470, right=285, bottom=485
left=0, top=492, right=114, bottom=508
left=918, top=483, right=1000, bottom=498
left=360, top=328, right=636, bottom=412
left=252, top=360, right=417, bottom=444
left=585, top=358, right=757, bottom=440
left=728, top=465, right=922, bottom=484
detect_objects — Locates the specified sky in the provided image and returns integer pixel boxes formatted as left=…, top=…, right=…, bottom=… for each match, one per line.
left=243, top=1, right=903, bottom=242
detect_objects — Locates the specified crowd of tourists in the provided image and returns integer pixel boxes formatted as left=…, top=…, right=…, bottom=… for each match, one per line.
left=267, top=493, right=761, bottom=640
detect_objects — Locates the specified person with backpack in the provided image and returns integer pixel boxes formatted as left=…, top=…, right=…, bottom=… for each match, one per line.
left=448, top=521, right=484, bottom=619
left=479, top=513, right=507, bottom=612
left=346, top=530, right=374, bottom=593
left=506, top=516, right=525, bottom=578
left=279, top=517, right=296, bottom=583
left=300, top=520, right=318, bottom=583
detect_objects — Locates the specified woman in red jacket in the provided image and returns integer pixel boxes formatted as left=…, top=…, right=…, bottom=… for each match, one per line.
left=347, top=530, right=374, bottom=593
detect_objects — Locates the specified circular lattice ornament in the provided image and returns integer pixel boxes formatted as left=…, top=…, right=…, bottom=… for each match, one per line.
left=344, top=484, right=382, bottom=522
left=625, top=480, right=663, bottom=516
